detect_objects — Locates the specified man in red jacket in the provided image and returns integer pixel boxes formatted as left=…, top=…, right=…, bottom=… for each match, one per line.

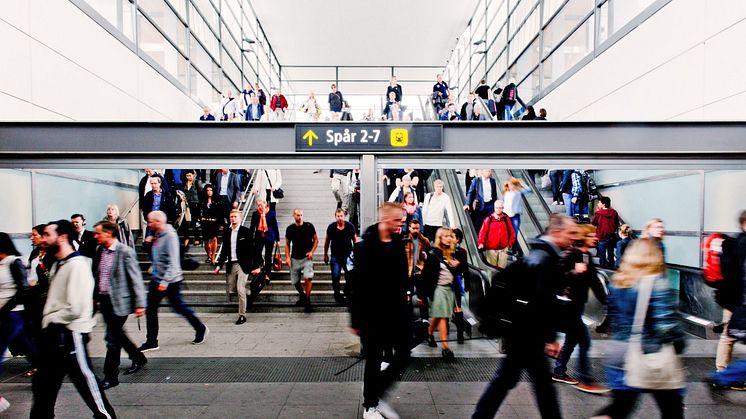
left=477, top=201, right=515, bottom=268
left=591, top=196, right=620, bottom=268
left=269, top=89, right=288, bottom=121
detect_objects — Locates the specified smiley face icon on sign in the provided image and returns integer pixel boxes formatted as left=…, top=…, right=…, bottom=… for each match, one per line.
left=390, top=129, right=408, bottom=147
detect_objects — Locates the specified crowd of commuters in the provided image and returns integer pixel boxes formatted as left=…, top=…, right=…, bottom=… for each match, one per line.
left=199, top=74, right=548, bottom=122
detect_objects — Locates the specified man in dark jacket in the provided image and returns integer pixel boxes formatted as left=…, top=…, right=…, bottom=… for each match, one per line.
left=464, top=170, right=498, bottom=230
left=349, top=202, right=411, bottom=419
left=715, top=210, right=746, bottom=372
left=70, top=214, right=96, bottom=258
left=141, top=176, right=176, bottom=227
left=214, top=168, right=242, bottom=212
left=92, top=221, right=147, bottom=389
left=592, top=197, right=620, bottom=268
left=560, top=170, right=574, bottom=216
left=247, top=199, right=280, bottom=275
left=472, top=214, right=575, bottom=419
left=214, top=210, right=259, bottom=325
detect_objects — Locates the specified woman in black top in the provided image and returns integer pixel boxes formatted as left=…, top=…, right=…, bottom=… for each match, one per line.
left=182, top=170, right=204, bottom=245
left=200, top=184, right=224, bottom=265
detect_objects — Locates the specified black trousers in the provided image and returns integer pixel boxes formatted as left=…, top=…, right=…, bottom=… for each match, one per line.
left=472, top=337, right=561, bottom=419
left=99, top=296, right=145, bottom=381
left=31, top=324, right=116, bottom=419
left=596, top=389, right=683, bottom=419
left=254, top=238, right=274, bottom=273
left=361, top=333, right=411, bottom=409
left=145, top=281, right=204, bottom=345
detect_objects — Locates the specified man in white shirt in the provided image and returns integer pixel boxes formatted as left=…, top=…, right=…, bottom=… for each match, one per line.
left=421, top=179, right=455, bottom=241
left=214, top=210, right=259, bottom=325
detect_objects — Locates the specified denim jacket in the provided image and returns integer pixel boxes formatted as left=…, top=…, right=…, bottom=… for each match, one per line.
left=608, top=274, right=686, bottom=354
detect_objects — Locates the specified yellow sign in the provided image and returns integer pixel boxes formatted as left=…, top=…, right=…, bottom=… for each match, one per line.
left=303, top=129, right=319, bottom=146
left=390, top=129, right=408, bottom=147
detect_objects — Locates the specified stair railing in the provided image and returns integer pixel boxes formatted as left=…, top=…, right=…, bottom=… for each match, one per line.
left=216, top=170, right=259, bottom=257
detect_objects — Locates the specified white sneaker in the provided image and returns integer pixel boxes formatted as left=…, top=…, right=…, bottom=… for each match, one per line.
left=0, top=396, right=10, bottom=413
left=377, top=400, right=400, bottom=419
left=380, top=361, right=390, bottom=371
left=362, top=406, right=385, bottom=419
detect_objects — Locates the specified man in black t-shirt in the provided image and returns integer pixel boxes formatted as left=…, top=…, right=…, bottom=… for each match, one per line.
left=285, top=208, right=318, bottom=312
left=324, top=208, right=358, bottom=304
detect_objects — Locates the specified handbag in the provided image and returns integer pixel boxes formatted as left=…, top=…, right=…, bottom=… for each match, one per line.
left=265, top=170, right=284, bottom=200
left=540, top=171, right=552, bottom=190
left=272, top=242, right=283, bottom=272
left=624, top=276, right=685, bottom=390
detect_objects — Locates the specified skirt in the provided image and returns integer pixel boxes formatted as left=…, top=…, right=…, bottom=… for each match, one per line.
left=201, top=220, right=220, bottom=240
left=430, top=284, right=455, bottom=318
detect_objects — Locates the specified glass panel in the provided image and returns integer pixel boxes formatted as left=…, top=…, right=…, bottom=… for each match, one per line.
left=543, top=0, right=565, bottom=24
left=223, top=2, right=242, bottom=45
left=543, top=17, right=594, bottom=87
left=166, top=0, right=186, bottom=21
left=189, top=4, right=219, bottom=59
left=192, top=0, right=219, bottom=30
left=508, top=7, right=539, bottom=61
left=222, top=26, right=241, bottom=64
left=189, top=35, right=219, bottom=88
left=509, top=0, right=538, bottom=36
left=598, top=0, right=657, bottom=44
left=518, top=65, right=541, bottom=101
left=542, top=0, right=594, bottom=57
left=85, top=0, right=135, bottom=41
left=138, top=0, right=187, bottom=52
left=221, top=48, right=241, bottom=90
left=138, top=12, right=187, bottom=85
left=514, top=37, right=540, bottom=82
left=190, top=64, right=216, bottom=104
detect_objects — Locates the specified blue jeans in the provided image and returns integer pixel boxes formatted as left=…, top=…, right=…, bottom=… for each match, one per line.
left=0, top=311, right=32, bottom=374
left=710, top=359, right=746, bottom=385
left=554, top=313, right=593, bottom=383
left=597, top=237, right=616, bottom=268
left=562, top=193, right=573, bottom=215
left=503, top=104, right=514, bottom=121
left=510, top=213, right=521, bottom=236
left=329, top=255, right=349, bottom=296
left=145, top=280, right=205, bottom=345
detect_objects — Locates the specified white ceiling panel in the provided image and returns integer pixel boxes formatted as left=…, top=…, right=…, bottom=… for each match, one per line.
left=251, top=0, right=476, bottom=67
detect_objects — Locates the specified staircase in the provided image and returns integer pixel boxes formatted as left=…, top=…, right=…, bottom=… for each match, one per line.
left=136, top=170, right=347, bottom=313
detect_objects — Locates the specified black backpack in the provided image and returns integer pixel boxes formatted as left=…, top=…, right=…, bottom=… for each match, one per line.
left=582, top=172, right=599, bottom=202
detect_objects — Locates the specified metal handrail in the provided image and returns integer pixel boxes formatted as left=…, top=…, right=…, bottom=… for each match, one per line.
left=216, top=170, right=258, bottom=257
left=122, top=195, right=140, bottom=218
left=514, top=169, right=553, bottom=217
left=475, top=96, right=496, bottom=121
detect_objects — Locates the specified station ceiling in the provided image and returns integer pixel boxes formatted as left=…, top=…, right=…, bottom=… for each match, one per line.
left=251, top=0, right=476, bottom=95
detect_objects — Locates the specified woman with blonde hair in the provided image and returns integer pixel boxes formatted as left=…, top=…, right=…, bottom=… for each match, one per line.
left=641, top=218, right=666, bottom=258
left=593, top=238, right=686, bottom=419
left=300, top=91, right=321, bottom=121
left=422, top=227, right=461, bottom=361
left=104, top=203, right=135, bottom=248
left=502, top=177, right=530, bottom=255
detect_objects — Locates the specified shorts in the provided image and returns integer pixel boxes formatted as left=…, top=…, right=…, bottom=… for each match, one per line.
left=290, top=258, right=314, bottom=284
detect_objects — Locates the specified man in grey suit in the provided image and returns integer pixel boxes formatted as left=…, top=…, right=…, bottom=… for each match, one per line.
left=93, top=221, right=148, bottom=390
left=215, top=168, right=242, bottom=213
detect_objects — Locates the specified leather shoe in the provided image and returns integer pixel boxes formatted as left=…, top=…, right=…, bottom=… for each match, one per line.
left=101, top=379, right=119, bottom=390
left=123, top=359, right=147, bottom=375
left=235, top=315, right=246, bottom=325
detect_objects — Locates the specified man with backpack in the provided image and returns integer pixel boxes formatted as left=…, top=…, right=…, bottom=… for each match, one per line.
left=711, top=210, right=746, bottom=376
left=477, top=201, right=515, bottom=269
left=500, top=78, right=526, bottom=121
left=473, top=214, right=576, bottom=419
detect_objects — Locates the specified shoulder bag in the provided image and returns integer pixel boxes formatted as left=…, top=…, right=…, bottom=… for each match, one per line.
left=265, top=170, right=284, bottom=199
left=624, top=276, right=685, bottom=390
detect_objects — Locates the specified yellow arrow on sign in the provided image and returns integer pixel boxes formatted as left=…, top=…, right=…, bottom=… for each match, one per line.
left=303, top=129, right=319, bottom=146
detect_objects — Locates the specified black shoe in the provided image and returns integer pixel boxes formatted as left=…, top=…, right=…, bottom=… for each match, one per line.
left=304, top=301, right=313, bottom=313
left=295, top=297, right=306, bottom=307
left=712, top=322, right=725, bottom=334
left=442, top=348, right=455, bottom=362
left=192, top=326, right=209, bottom=345
left=101, top=379, right=119, bottom=390
left=235, top=315, right=246, bottom=325
left=138, top=342, right=159, bottom=352
left=427, top=335, right=437, bottom=348
left=123, top=359, right=147, bottom=375
left=334, top=293, right=346, bottom=304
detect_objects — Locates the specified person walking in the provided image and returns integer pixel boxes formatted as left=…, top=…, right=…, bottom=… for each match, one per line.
left=328, top=84, right=344, bottom=121
left=592, top=197, right=620, bottom=268
left=0, top=232, right=36, bottom=413
left=472, top=214, right=575, bottom=419
left=30, top=220, right=116, bottom=419
left=593, top=238, right=686, bottom=419
left=214, top=210, right=259, bottom=325
left=92, top=221, right=147, bottom=390
left=349, top=203, right=411, bottom=419
left=422, top=227, right=461, bottom=361
left=285, top=209, right=318, bottom=312
left=103, top=204, right=135, bottom=249
left=324, top=208, right=358, bottom=304
left=552, top=224, right=609, bottom=394
left=200, top=184, right=224, bottom=265
left=465, top=170, right=498, bottom=230
left=405, top=220, right=431, bottom=321
left=247, top=199, right=280, bottom=275
left=503, top=177, right=530, bottom=256
left=421, top=179, right=454, bottom=242
left=139, top=211, right=208, bottom=352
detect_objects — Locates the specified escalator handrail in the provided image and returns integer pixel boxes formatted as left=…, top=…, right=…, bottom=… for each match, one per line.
left=475, top=96, right=496, bottom=121
left=515, top=169, right=553, bottom=217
